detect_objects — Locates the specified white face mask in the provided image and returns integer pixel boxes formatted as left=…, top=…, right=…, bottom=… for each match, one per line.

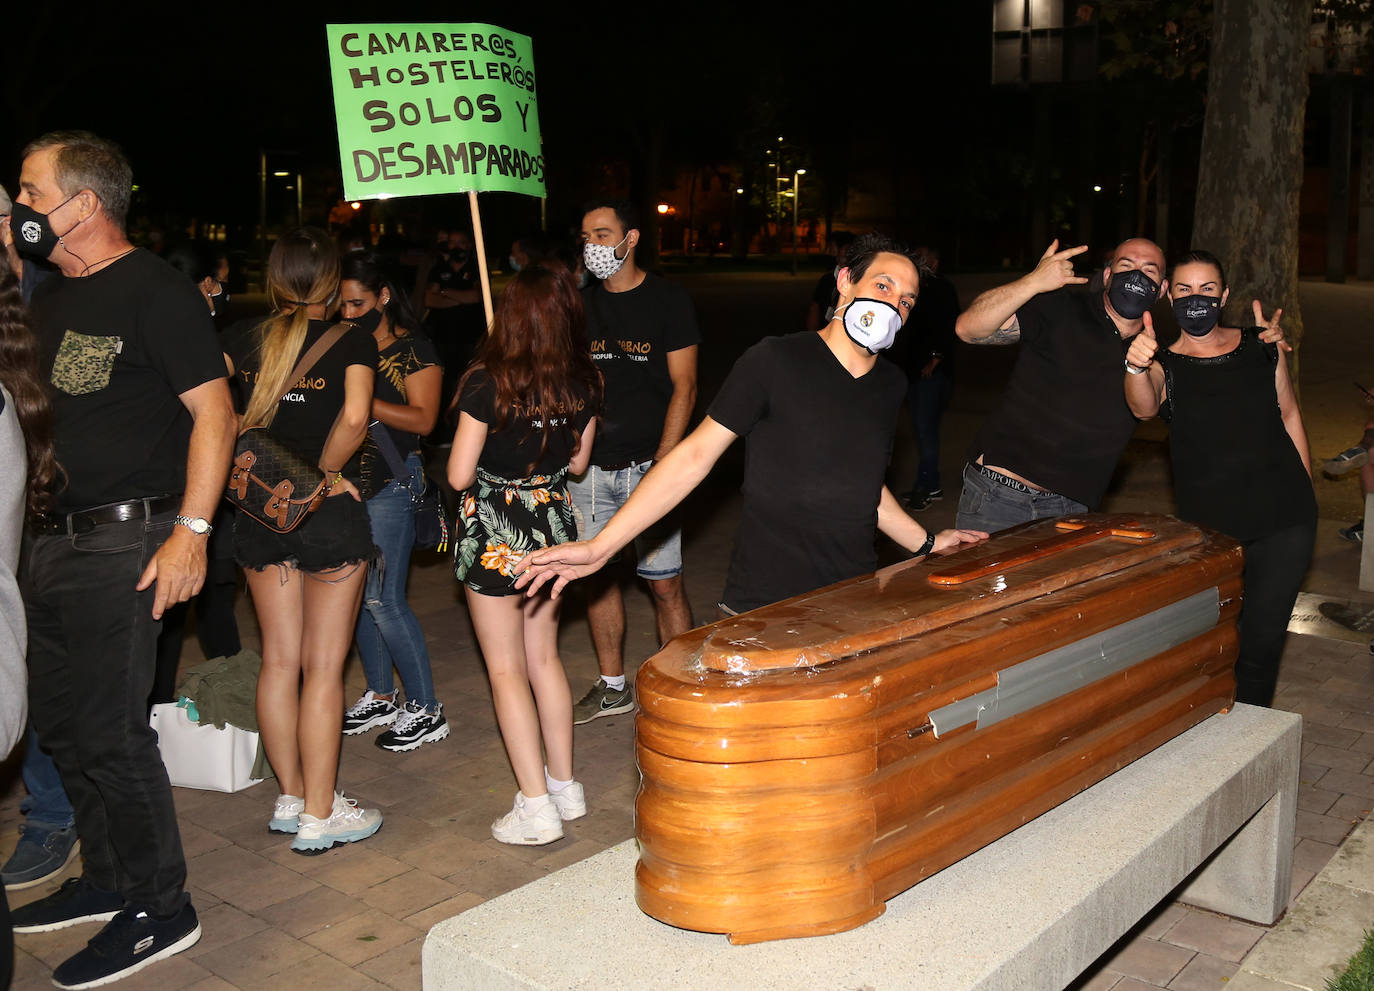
left=583, top=233, right=630, bottom=280
left=841, top=297, right=903, bottom=353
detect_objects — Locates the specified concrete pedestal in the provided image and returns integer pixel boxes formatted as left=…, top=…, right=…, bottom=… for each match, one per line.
left=424, top=703, right=1300, bottom=991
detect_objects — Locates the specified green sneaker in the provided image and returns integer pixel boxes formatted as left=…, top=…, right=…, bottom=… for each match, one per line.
left=572, top=678, right=634, bottom=724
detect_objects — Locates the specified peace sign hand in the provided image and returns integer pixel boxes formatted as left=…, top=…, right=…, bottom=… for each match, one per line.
left=1028, top=239, right=1091, bottom=295
left=1253, top=300, right=1292, bottom=354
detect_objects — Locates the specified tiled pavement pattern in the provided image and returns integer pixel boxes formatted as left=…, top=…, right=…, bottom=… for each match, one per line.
left=6, top=274, right=1374, bottom=990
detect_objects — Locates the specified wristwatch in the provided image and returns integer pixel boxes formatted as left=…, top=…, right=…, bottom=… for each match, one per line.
left=174, top=515, right=213, bottom=535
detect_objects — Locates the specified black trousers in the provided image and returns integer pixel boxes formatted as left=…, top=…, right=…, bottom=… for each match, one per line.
left=1235, top=518, right=1317, bottom=708
left=23, top=510, right=188, bottom=916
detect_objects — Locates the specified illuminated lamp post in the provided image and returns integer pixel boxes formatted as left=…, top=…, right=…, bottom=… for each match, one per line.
left=791, top=169, right=806, bottom=275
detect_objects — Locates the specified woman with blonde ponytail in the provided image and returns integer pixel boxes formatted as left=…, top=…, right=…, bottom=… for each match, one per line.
left=222, top=227, right=384, bottom=854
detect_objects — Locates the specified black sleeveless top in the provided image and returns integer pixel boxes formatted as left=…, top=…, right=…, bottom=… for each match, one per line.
left=1158, top=327, right=1316, bottom=542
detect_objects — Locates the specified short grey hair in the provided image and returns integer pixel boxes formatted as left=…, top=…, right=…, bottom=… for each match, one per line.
left=0, top=184, right=11, bottom=214
left=22, top=131, right=133, bottom=228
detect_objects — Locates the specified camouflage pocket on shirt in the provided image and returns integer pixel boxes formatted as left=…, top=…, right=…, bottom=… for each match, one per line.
left=51, top=330, right=122, bottom=396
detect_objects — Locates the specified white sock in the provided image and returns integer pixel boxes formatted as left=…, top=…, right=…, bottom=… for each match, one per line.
left=523, top=792, right=551, bottom=811
left=545, top=770, right=574, bottom=793
left=602, top=675, right=626, bottom=691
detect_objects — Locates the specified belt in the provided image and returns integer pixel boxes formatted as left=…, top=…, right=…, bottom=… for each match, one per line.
left=34, top=494, right=181, bottom=536
left=594, top=458, right=652, bottom=472
left=971, top=463, right=1050, bottom=495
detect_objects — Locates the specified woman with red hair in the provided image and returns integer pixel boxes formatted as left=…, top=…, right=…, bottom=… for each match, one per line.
left=448, top=260, right=602, bottom=845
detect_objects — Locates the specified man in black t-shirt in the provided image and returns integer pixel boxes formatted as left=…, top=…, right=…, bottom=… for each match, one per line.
left=953, top=237, right=1169, bottom=533
left=424, top=229, right=483, bottom=413
left=565, top=199, right=699, bottom=723
left=517, top=235, right=982, bottom=615
left=9, top=131, right=235, bottom=987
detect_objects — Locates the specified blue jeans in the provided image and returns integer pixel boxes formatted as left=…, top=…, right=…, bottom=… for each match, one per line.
left=20, top=724, right=74, bottom=830
left=908, top=370, right=953, bottom=492
left=355, top=453, right=438, bottom=709
left=954, top=462, right=1088, bottom=534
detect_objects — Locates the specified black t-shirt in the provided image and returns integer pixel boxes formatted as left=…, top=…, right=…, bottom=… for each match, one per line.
left=458, top=367, right=594, bottom=478
left=359, top=331, right=441, bottom=494
left=426, top=256, right=484, bottom=334
left=971, top=288, right=1138, bottom=508
left=897, top=272, right=959, bottom=377
left=29, top=249, right=228, bottom=511
left=225, top=318, right=378, bottom=481
left=583, top=273, right=700, bottom=466
left=1159, top=327, right=1316, bottom=542
left=708, top=332, right=907, bottom=613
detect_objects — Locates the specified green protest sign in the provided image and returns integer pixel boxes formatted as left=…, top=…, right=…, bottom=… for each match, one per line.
left=326, top=23, right=543, bottom=201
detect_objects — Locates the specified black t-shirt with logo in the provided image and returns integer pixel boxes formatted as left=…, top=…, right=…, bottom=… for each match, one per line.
left=970, top=288, right=1138, bottom=508
left=359, top=331, right=441, bottom=495
left=707, top=332, right=907, bottom=614
left=29, top=249, right=228, bottom=511
left=457, top=367, right=594, bottom=479
left=224, top=318, right=378, bottom=482
left=583, top=273, right=700, bottom=466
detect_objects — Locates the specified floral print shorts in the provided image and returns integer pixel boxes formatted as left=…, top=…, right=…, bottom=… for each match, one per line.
left=454, top=466, right=576, bottom=596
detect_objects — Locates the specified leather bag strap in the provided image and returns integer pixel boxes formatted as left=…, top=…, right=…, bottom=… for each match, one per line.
left=276, top=323, right=351, bottom=405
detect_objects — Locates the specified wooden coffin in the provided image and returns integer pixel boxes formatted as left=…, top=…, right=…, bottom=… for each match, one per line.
left=634, top=514, right=1241, bottom=944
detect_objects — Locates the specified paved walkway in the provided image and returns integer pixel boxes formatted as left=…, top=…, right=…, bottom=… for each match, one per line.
left=5, top=274, right=1374, bottom=990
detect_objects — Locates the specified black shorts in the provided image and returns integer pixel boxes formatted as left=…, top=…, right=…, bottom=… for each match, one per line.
left=234, top=494, right=375, bottom=572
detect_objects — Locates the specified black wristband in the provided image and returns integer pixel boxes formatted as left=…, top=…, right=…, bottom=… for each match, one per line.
left=915, top=532, right=936, bottom=558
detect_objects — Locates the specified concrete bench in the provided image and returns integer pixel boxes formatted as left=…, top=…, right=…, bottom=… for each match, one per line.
left=424, top=703, right=1300, bottom=990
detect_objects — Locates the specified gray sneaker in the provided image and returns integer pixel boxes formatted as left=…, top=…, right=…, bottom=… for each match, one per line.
left=572, top=678, right=634, bottom=725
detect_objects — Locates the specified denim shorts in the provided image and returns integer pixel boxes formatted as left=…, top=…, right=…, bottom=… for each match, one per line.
left=234, top=492, right=375, bottom=572
left=567, top=461, right=683, bottom=580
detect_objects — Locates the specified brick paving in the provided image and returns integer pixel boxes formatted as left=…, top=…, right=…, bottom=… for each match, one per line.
left=5, top=274, right=1374, bottom=990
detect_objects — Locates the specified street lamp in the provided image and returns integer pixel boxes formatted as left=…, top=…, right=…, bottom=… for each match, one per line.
left=791, top=169, right=807, bottom=275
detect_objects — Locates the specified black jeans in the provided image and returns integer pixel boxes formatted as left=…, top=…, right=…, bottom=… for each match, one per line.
left=23, top=509, right=188, bottom=916
left=1235, top=518, right=1317, bottom=708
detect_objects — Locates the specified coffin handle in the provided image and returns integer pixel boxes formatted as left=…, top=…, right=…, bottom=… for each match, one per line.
left=927, top=517, right=1156, bottom=587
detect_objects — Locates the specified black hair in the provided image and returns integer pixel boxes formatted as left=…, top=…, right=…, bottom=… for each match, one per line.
left=581, top=197, right=640, bottom=236
left=842, top=233, right=923, bottom=284
left=1170, top=249, right=1227, bottom=288
left=340, top=250, right=423, bottom=335
left=513, top=231, right=558, bottom=265
left=165, top=240, right=222, bottom=283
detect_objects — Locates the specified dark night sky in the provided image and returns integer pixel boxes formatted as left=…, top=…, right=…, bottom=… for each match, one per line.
left=1, top=3, right=1018, bottom=252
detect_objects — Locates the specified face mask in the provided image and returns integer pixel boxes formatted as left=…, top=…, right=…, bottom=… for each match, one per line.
left=508, top=255, right=522, bottom=273
left=10, top=196, right=81, bottom=258
left=350, top=307, right=384, bottom=334
left=841, top=297, right=903, bottom=354
left=1106, top=269, right=1159, bottom=320
left=584, top=233, right=630, bottom=280
left=1172, top=294, right=1222, bottom=337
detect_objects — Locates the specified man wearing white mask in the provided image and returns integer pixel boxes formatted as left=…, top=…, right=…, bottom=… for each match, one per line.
left=519, top=234, right=984, bottom=615
left=568, top=199, right=699, bottom=722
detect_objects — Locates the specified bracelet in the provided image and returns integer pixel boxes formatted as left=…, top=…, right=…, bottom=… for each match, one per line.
left=323, top=469, right=344, bottom=489
left=915, top=532, right=936, bottom=558
left=1124, top=359, right=1149, bottom=375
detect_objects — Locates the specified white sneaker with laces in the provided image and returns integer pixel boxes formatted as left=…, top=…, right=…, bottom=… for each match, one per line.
left=268, top=794, right=305, bottom=834
left=342, top=690, right=399, bottom=735
left=291, top=793, right=383, bottom=854
left=491, top=792, right=563, bottom=846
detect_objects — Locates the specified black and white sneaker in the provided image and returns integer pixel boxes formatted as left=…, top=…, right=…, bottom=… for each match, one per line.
left=342, top=690, right=399, bottom=735
left=51, top=902, right=201, bottom=990
left=375, top=700, right=450, bottom=752
left=10, top=876, right=123, bottom=934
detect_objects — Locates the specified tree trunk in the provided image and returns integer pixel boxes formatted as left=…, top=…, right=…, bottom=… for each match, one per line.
left=1358, top=87, right=1374, bottom=280
left=1155, top=123, right=1172, bottom=253
left=1192, top=0, right=1309, bottom=354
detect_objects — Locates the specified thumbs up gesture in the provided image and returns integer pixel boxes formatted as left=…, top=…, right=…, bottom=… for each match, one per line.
left=1126, top=311, right=1158, bottom=369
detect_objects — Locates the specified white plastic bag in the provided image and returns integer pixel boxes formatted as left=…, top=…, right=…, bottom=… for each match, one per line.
left=149, top=702, right=264, bottom=793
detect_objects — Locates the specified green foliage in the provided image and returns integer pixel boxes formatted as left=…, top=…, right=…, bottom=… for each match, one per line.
left=1097, top=0, right=1213, bottom=82
left=1326, top=928, right=1374, bottom=991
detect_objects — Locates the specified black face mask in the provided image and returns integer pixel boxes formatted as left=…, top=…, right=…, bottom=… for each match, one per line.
left=350, top=307, right=384, bottom=334
left=1106, top=269, right=1159, bottom=320
left=1172, top=294, right=1222, bottom=337
left=9, top=196, right=80, bottom=258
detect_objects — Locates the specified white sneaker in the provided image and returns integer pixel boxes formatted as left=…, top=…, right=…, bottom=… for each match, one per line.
left=268, top=794, right=305, bottom=834
left=290, top=793, right=383, bottom=855
left=544, top=773, right=587, bottom=821
left=342, top=690, right=399, bottom=735
left=491, top=792, right=563, bottom=846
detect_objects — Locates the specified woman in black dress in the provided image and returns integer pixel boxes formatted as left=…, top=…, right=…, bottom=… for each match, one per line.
left=1123, top=249, right=1315, bottom=707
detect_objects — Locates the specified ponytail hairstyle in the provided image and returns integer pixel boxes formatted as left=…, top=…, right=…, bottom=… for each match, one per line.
left=458, top=260, right=603, bottom=473
left=0, top=265, right=59, bottom=517
left=242, top=227, right=340, bottom=429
